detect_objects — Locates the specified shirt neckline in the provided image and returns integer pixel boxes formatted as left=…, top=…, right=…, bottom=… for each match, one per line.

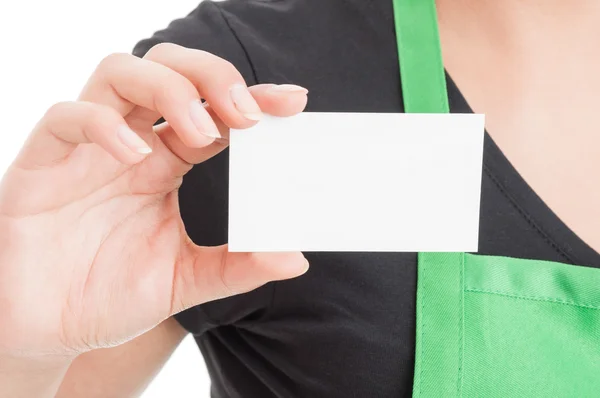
left=444, top=72, right=600, bottom=268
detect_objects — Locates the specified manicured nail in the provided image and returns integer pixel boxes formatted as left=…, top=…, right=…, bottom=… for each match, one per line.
left=269, top=84, right=309, bottom=94
left=116, top=125, right=152, bottom=155
left=190, top=100, right=221, bottom=138
left=230, top=83, right=262, bottom=121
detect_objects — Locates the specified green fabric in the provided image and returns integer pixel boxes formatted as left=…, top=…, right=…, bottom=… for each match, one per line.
left=414, top=253, right=600, bottom=397
left=392, top=0, right=600, bottom=396
left=392, top=0, right=449, bottom=113
left=412, top=253, right=464, bottom=397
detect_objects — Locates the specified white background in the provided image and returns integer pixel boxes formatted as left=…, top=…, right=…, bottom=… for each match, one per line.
left=0, top=1, right=215, bottom=396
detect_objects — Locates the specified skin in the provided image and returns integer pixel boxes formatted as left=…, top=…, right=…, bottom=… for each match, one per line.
left=437, top=0, right=600, bottom=254
left=3, top=1, right=600, bottom=396
left=0, top=43, right=310, bottom=397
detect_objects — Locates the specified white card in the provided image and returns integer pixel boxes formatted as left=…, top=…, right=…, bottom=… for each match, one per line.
left=228, top=112, right=485, bottom=252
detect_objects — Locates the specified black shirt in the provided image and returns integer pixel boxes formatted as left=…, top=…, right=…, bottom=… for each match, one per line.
left=132, top=1, right=600, bottom=397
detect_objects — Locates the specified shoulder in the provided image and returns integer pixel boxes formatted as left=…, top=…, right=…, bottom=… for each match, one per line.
left=131, top=0, right=360, bottom=84
left=131, top=1, right=318, bottom=77
left=131, top=1, right=258, bottom=83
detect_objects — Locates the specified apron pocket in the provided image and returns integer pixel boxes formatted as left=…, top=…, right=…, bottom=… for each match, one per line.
left=413, top=252, right=600, bottom=398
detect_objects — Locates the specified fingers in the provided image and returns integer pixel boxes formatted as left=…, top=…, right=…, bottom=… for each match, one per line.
left=170, top=244, right=309, bottom=315
left=249, top=84, right=309, bottom=117
left=143, top=45, right=308, bottom=130
left=79, top=45, right=308, bottom=158
left=79, top=52, right=218, bottom=149
left=24, top=45, right=310, bottom=170
left=142, top=43, right=264, bottom=130
left=155, top=84, right=309, bottom=167
left=15, top=101, right=152, bottom=169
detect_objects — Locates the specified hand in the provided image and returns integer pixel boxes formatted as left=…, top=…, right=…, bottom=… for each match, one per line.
left=0, top=43, right=309, bottom=359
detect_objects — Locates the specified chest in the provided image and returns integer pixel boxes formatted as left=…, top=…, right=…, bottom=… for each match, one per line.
left=244, top=3, right=600, bottom=262
left=483, top=106, right=600, bottom=254
left=435, top=3, right=600, bottom=254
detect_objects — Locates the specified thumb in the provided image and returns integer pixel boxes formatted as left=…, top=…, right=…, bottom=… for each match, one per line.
left=169, top=244, right=309, bottom=315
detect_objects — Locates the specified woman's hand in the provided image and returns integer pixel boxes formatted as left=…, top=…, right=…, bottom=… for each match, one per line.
left=0, top=43, right=309, bottom=360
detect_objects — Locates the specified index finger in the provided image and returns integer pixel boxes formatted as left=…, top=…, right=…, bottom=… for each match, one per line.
left=155, top=83, right=309, bottom=168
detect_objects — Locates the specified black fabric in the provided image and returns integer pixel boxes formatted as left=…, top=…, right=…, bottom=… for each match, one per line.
left=132, top=1, right=600, bottom=397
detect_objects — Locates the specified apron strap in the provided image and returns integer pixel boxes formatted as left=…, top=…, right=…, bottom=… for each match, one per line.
left=392, top=0, right=449, bottom=114
left=392, top=1, right=455, bottom=396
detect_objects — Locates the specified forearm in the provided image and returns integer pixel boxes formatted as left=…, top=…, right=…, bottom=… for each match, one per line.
left=0, top=355, right=73, bottom=398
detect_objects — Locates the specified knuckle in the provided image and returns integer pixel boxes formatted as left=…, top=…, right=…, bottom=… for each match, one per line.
left=149, top=82, right=176, bottom=111
left=221, top=59, right=238, bottom=74
left=208, top=58, right=240, bottom=81
left=208, top=55, right=235, bottom=71
left=96, top=52, right=129, bottom=74
left=81, top=103, right=114, bottom=129
left=44, top=101, right=70, bottom=119
left=152, top=76, right=196, bottom=110
left=186, top=48, right=223, bottom=66
left=189, top=51, right=241, bottom=84
left=212, top=67, right=246, bottom=93
left=144, top=42, right=178, bottom=60
left=44, top=102, right=115, bottom=139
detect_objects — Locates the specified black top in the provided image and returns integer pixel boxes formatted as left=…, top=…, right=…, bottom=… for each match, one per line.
left=132, top=1, right=600, bottom=397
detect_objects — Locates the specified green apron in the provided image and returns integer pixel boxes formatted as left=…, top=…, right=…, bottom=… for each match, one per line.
left=392, top=0, right=600, bottom=397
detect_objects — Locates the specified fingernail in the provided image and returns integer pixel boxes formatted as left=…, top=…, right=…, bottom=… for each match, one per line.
left=190, top=100, right=221, bottom=138
left=293, top=259, right=310, bottom=276
left=116, top=125, right=152, bottom=155
left=269, top=84, right=309, bottom=94
left=230, top=83, right=262, bottom=121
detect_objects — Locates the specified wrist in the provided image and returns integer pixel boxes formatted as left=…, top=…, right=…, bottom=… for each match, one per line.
left=0, top=354, right=75, bottom=398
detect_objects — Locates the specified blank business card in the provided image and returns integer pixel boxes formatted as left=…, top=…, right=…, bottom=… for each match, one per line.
left=228, top=112, right=485, bottom=252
